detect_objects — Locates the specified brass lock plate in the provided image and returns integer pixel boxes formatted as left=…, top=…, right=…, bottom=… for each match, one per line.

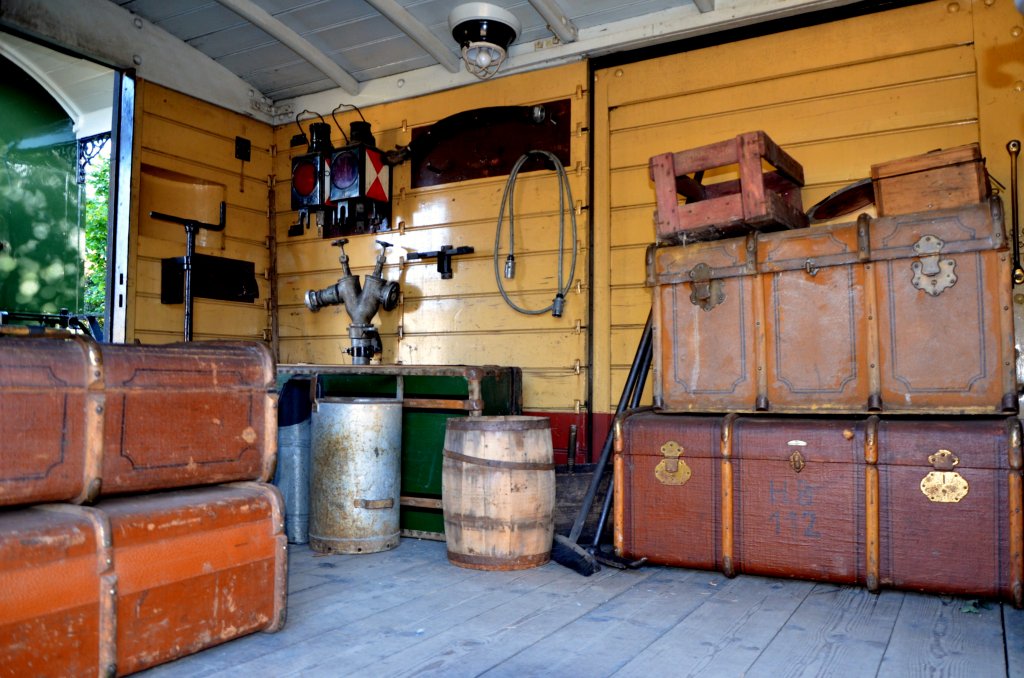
left=911, top=234, right=957, bottom=296
left=688, top=262, right=726, bottom=311
left=919, top=449, right=969, bottom=503
left=655, top=440, right=692, bottom=486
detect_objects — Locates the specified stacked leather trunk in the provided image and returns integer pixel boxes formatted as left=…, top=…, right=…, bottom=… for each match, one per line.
left=615, top=137, right=1024, bottom=607
left=0, top=336, right=288, bottom=676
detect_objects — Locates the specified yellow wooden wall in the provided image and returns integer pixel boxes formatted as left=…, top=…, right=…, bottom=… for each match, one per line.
left=126, top=80, right=273, bottom=343
left=273, top=62, right=590, bottom=417
left=120, top=1, right=1021, bottom=431
left=591, top=0, right=1022, bottom=414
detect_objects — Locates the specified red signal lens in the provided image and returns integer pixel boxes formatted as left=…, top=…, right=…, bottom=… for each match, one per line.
left=293, top=161, right=318, bottom=196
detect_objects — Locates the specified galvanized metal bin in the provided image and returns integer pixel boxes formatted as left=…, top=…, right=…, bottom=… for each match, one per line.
left=309, top=396, right=402, bottom=554
left=273, top=378, right=312, bottom=544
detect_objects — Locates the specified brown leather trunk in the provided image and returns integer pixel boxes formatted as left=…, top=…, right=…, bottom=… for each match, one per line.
left=0, top=338, right=278, bottom=507
left=649, top=199, right=1015, bottom=415
left=0, top=483, right=287, bottom=677
left=612, top=413, right=722, bottom=570
left=103, top=483, right=287, bottom=675
left=731, top=416, right=865, bottom=584
left=876, top=418, right=1021, bottom=601
left=614, top=410, right=1023, bottom=606
left=0, top=504, right=116, bottom=677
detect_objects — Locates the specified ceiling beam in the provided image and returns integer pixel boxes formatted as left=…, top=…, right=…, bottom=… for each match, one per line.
left=528, top=0, right=578, bottom=43
left=364, top=0, right=461, bottom=74
left=694, top=0, right=716, bottom=13
left=215, top=0, right=360, bottom=95
left=0, top=0, right=274, bottom=122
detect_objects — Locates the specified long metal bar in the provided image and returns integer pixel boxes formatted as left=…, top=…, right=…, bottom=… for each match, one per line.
left=591, top=323, right=653, bottom=548
left=568, top=311, right=652, bottom=543
left=183, top=224, right=196, bottom=341
left=1008, top=140, right=1022, bottom=285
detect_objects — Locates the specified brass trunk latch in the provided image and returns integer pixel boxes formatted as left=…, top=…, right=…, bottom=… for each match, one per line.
left=911, top=234, right=957, bottom=296
left=688, top=262, right=725, bottom=311
left=787, top=439, right=807, bottom=473
left=919, top=449, right=969, bottom=503
left=655, top=440, right=692, bottom=486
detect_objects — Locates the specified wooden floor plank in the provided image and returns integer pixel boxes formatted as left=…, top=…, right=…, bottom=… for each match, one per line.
left=478, top=567, right=727, bottom=677
left=346, top=566, right=655, bottom=676
left=141, top=540, right=485, bottom=677
left=233, top=553, right=585, bottom=676
left=612, top=574, right=815, bottom=677
left=136, top=539, right=1022, bottom=678
left=877, top=593, right=1007, bottom=678
left=1005, top=605, right=1024, bottom=677
left=744, top=583, right=904, bottom=677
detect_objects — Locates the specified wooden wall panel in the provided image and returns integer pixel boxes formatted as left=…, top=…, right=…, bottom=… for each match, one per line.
left=273, top=63, right=589, bottom=417
left=127, top=81, right=273, bottom=344
left=591, top=0, right=988, bottom=414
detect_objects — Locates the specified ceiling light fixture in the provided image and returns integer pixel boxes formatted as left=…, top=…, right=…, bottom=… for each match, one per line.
left=448, top=3, right=521, bottom=79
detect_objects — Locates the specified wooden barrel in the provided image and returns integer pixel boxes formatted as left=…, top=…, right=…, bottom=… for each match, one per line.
left=442, top=416, right=555, bottom=570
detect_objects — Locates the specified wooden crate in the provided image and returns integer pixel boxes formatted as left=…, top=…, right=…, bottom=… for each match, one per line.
left=871, top=143, right=989, bottom=216
left=649, top=130, right=808, bottom=243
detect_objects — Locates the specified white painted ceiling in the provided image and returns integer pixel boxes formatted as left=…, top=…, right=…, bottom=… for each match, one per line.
left=111, top=0, right=861, bottom=118
left=0, top=0, right=864, bottom=124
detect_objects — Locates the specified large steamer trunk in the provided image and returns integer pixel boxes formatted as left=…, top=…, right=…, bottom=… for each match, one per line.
left=0, top=337, right=278, bottom=507
left=612, top=414, right=723, bottom=570
left=649, top=199, right=1015, bottom=415
left=876, top=418, right=1021, bottom=601
left=0, top=483, right=287, bottom=677
left=614, top=411, right=1023, bottom=606
left=102, top=483, right=287, bottom=675
left=0, top=505, right=115, bottom=677
left=731, top=416, right=865, bottom=584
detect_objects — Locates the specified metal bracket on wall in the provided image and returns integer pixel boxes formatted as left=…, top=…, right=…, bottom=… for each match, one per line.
left=406, top=245, right=474, bottom=279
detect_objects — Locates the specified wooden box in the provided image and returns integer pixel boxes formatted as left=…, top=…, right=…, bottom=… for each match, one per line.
left=649, top=130, right=808, bottom=243
left=0, top=337, right=279, bottom=507
left=871, top=143, right=989, bottom=216
left=649, top=199, right=1015, bottom=414
left=0, top=483, right=287, bottom=677
left=614, top=411, right=1024, bottom=605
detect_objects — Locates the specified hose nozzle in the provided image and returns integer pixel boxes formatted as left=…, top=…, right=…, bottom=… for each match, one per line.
left=552, top=293, right=566, bottom=318
left=504, top=254, right=516, bottom=279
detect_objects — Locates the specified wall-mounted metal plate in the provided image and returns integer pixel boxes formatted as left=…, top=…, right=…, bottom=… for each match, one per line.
left=410, top=100, right=571, bottom=188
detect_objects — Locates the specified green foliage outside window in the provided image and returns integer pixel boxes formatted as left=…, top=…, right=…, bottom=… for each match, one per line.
left=83, top=146, right=109, bottom=325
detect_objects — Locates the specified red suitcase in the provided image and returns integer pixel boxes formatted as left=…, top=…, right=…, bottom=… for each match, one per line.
left=0, top=483, right=287, bottom=677
left=0, top=336, right=278, bottom=507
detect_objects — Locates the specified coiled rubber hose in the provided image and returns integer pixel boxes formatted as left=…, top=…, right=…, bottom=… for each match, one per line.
left=493, top=150, right=578, bottom=316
